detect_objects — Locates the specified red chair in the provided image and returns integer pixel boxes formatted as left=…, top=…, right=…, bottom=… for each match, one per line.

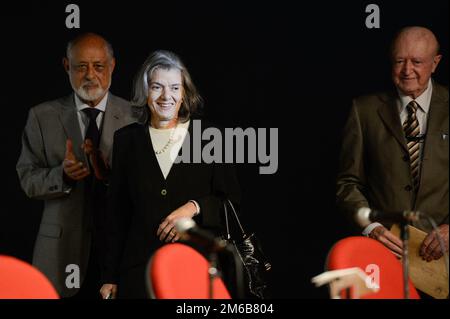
left=0, top=255, right=59, bottom=299
left=326, top=236, right=420, bottom=299
left=146, top=243, right=231, bottom=299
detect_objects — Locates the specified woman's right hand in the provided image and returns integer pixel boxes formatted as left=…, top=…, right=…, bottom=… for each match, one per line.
left=157, top=201, right=198, bottom=243
left=100, top=284, right=117, bottom=299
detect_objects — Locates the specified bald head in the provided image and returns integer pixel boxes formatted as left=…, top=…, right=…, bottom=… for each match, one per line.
left=391, top=26, right=442, bottom=99
left=66, top=33, right=114, bottom=61
left=392, top=26, right=440, bottom=57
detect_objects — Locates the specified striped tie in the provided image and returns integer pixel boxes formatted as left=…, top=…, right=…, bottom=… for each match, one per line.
left=403, top=101, right=421, bottom=191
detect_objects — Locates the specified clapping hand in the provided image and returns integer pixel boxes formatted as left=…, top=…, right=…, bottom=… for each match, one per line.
left=82, top=138, right=110, bottom=180
left=63, top=139, right=90, bottom=181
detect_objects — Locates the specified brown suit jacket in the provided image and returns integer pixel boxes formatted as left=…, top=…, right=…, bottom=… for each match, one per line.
left=336, top=82, right=449, bottom=232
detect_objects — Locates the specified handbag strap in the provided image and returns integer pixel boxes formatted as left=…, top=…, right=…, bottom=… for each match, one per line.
left=223, top=199, right=246, bottom=239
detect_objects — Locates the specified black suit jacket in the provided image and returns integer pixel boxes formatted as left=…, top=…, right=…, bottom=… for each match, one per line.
left=102, top=119, right=241, bottom=293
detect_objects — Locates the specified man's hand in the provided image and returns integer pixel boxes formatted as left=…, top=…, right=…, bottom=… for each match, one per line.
left=63, top=139, right=90, bottom=181
left=420, top=224, right=449, bottom=261
left=369, top=225, right=403, bottom=258
left=82, top=138, right=110, bottom=180
left=100, top=283, right=117, bottom=299
left=157, top=202, right=198, bottom=243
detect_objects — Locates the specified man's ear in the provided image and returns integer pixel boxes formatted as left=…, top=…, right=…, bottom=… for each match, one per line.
left=63, top=57, right=70, bottom=73
left=431, top=54, right=442, bottom=73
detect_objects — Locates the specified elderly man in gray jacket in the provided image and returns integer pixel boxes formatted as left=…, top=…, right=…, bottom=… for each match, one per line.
left=16, top=33, right=136, bottom=298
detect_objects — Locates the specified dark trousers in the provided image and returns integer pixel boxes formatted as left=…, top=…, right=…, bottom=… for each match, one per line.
left=72, top=179, right=106, bottom=299
left=117, top=264, right=148, bottom=299
left=72, top=240, right=101, bottom=299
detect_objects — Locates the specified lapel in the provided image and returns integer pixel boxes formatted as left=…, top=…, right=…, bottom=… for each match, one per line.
left=416, top=84, right=449, bottom=202
left=377, top=92, right=408, bottom=153
left=143, top=124, right=166, bottom=185
left=58, top=94, right=87, bottom=163
left=100, top=94, right=124, bottom=165
left=423, top=84, right=448, bottom=142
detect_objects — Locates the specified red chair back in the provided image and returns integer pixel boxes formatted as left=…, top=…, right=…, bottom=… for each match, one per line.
left=147, top=243, right=231, bottom=299
left=0, top=255, right=59, bottom=299
left=327, top=236, right=420, bottom=299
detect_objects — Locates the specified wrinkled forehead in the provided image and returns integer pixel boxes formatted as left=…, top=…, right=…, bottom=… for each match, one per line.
left=69, top=41, right=112, bottom=62
left=392, top=32, right=438, bottom=58
left=148, top=66, right=183, bottom=83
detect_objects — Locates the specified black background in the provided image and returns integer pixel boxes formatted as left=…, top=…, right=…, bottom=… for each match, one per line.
left=0, top=0, right=448, bottom=300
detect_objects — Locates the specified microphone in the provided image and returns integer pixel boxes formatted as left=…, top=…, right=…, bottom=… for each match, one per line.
left=356, top=207, right=421, bottom=226
left=174, top=218, right=228, bottom=252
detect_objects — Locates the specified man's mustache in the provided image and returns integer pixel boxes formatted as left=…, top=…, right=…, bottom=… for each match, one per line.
left=81, top=81, right=100, bottom=89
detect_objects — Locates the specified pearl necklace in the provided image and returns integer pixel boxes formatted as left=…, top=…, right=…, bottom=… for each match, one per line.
left=153, top=125, right=177, bottom=155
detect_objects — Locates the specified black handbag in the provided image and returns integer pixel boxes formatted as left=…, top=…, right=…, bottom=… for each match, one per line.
left=223, top=199, right=272, bottom=299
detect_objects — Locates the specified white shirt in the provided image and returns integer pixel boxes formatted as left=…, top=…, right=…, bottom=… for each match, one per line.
left=149, top=120, right=190, bottom=179
left=74, top=92, right=108, bottom=139
left=362, top=80, right=433, bottom=236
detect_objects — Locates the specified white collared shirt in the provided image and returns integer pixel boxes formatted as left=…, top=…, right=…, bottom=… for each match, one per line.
left=74, top=92, right=108, bottom=140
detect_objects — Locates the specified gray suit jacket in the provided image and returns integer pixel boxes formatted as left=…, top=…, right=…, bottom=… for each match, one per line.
left=16, top=93, right=137, bottom=297
left=337, top=83, right=449, bottom=232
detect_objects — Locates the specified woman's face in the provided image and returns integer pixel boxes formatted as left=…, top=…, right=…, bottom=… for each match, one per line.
left=147, top=68, right=184, bottom=127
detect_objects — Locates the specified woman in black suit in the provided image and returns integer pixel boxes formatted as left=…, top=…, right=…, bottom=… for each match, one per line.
left=100, top=50, right=240, bottom=298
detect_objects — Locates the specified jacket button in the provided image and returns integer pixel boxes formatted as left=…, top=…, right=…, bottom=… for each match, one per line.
left=402, top=155, right=409, bottom=162
left=404, top=185, right=412, bottom=191
left=161, top=189, right=167, bottom=196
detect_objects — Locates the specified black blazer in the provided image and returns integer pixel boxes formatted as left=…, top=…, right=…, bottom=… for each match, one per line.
left=101, top=119, right=241, bottom=286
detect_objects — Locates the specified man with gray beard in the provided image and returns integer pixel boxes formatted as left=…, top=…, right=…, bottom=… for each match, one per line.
left=16, top=33, right=136, bottom=298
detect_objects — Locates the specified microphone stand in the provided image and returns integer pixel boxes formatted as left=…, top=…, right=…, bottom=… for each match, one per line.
left=399, top=220, right=410, bottom=299
left=207, top=252, right=219, bottom=299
